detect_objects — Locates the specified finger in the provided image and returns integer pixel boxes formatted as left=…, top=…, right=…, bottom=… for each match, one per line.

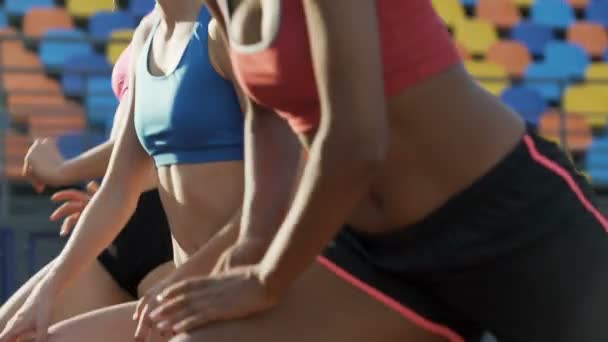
left=133, top=304, right=152, bottom=342
left=35, top=319, right=49, bottom=342
left=60, top=213, right=80, bottom=236
left=50, top=201, right=86, bottom=221
left=51, top=190, right=89, bottom=203
left=34, top=181, right=45, bottom=194
left=150, top=293, right=193, bottom=323
left=159, top=278, right=204, bottom=302
left=153, top=306, right=197, bottom=334
left=172, top=315, right=211, bottom=335
left=133, top=297, right=146, bottom=321
left=86, top=181, right=100, bottom=194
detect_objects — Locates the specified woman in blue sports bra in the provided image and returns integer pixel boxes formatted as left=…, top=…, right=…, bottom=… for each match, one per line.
left=0, top=1, right=262, bottom=341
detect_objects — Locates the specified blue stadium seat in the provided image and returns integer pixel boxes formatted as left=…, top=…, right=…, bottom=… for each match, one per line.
left=524, top=62, right=569, bottom=101
left=0, top=10, right=8, bottom=28
left=57, top=131, right=105, bottom=159
left=40, top=29, right=93, bottom=71
left=544, top=42, right=590, bottom=79
left=460, top=0, right=478, bottom=5
left=531, top=0, right=575, bottom=29
left=5, top=0, right=54, bottom=16
left=86, top=76, right=113, bottom=96
left=511, top=21, right=554, bottom=56
left=587, top=0, right=608, bottom=27
left=586, top=138, right=608, bottom=186
left=89, top=11, right=136, bottom=42
left=86, top=94, right=119, bottom=128
left=501, top=86, right=548, bottom=125
left=0, top=228, right=15, bottom=302
left=129, top=0, right=156, bottom=18
left=62, top=53, right=112, bottom=97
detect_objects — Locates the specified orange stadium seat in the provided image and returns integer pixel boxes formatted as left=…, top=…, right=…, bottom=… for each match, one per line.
left=567, top=22, right=608, bottom=58
left=487, top=40, right=532, bottom=77
left=28, top=106, right=86, bottom=137
left=456, top=42, right=472, bottom=60
left=539, top=109, right=592, bottom=152
left=476, top=0, right=522, bottom=29
left=1, top=73, right=62, bottom=93
left=568, top=0, right=589, bottom=9
left=23, top=7, right=74, bottom=38
left=5, top=130, right=30, bottom=180
left=7, top=94, right=66, bottom=123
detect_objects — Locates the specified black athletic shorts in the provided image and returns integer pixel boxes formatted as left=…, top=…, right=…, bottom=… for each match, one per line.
left=321, top=128, right=608, bottom=342
left=98, top=190, right=173, bottom=298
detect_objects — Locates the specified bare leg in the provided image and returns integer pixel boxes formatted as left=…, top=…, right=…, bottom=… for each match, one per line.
left=172, top=262, right=447, bottom=342
left=0, top=258, right=132, bottom=331
left=47, top=302, right=166, bottom=342
left=0, top=262, right=52, bottom=330
left=51, top=260, right=133, bottom=322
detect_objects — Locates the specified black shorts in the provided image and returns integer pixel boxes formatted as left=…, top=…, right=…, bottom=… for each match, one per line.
left=321, top=129, right=608, bottom=342
left=98, top=190, right=173, bottom=298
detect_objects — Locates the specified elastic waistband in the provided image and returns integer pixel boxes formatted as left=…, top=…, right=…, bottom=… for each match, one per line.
left=346, top=126, right=562, bottom=245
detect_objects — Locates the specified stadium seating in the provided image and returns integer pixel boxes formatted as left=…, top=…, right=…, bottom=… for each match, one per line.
left=62, top=53, right=112, bottom=97
left=531, top=0, right=576, bottom=29
left=23, top=7, right=74, bottom=39
left=585, top=62, right=608, bottom=80
left=524, top=62, right=569, bottom=102
left=563, top=84, right=608, bottom=127
left=511, top=21, right=554, bottom=56
left=586, top=137, right=608, bottom=186
left=501, top=86, right=548, bottom=125
left=433, top=0, right=466, bottom=28
left=487, top=40, right=532, bottom=77
left=476, top=0, right=521, bottom=29
left=456, top=19, right=499, bottom=55
left=539, top=109, right=593, bottom=152
left=107, top=29, right=133, bottom=64
left=66, top=0, right=114, bottom=19
left=39, top=29, right=93, bottom=70
left=5, top=0, right=54, bottom=17
left=129, top=0, right=156, bottom=18
left=543, top=42, right=590, bottom=80
left=465, top=61, right=509, bottom=95
left=587, top=0, right=608, bottom=27
left=567, top=22, right=608, bottom=57
left=89, top=11, right=136, bottom=42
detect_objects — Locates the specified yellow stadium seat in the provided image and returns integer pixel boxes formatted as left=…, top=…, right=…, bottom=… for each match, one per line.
left=563, top=84, right=608, bottom=127
left=66, top=0, right=114, bottom=18
left=456, top=19, right=498, bottom=55
left=515, top=0, right=535, bottom=7
left=431, top=0, right=466, bottom=28
left=585, top=63, right=608, bottom=81
left=107, top=29, right=133, bottom=65
left=465, top=61, right=509, bottom=95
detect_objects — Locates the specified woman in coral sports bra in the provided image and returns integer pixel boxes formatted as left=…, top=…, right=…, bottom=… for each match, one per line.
left=139, top=1, right=608, bottom=342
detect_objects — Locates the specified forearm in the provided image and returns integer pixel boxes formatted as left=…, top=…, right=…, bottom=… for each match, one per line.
left=48, top=185, right=140, bottom=293
left=259, top=137, right=380, bottom=295
left=60, top=141, right=114, bottom=185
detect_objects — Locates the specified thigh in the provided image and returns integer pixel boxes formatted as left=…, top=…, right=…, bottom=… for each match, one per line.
left=48, top=302, right=166, bottom=342
left=138, top=261, right=176, bottom=297
left=173, top=262, right=447, bottom=342
left=51, top=260, right=134, bottom=324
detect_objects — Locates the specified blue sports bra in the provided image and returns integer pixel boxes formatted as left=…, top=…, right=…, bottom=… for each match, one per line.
left=134, top=6, right=243, bottom=167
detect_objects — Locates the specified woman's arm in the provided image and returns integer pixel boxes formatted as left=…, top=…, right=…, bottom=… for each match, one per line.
left=258, top=0, right=388, bottom=295
left=45, top=26, right=154, bottom=294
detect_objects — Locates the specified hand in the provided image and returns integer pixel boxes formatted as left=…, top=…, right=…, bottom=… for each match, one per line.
left=0, top=278, right=57, bottom=342
left=50, top=182, right=99, bottom=237
left=148, top=266, right=278, bottom=335
left=133, top=276, right=175, bottom=342
left=22, top=138, right=67, bottom=192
